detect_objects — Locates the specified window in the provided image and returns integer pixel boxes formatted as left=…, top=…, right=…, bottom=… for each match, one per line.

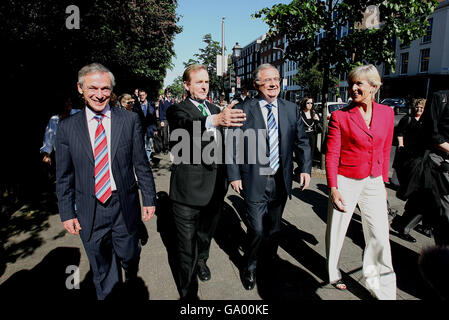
left=277, top=51, right=281, bottom=60
left=277, top=39, right=281, bottom=46
left=268, top=55, right=271, bottom=63
left=420, top=48, right=430, bottom=73
left=400, top=52, right=409, bottom=75
left=273, top=53, right=276, bottom=61
left=422, top=18, right=433, bottom=43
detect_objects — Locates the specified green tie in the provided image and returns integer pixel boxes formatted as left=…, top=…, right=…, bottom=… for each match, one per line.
left=198, top=103, right=208, bottom=116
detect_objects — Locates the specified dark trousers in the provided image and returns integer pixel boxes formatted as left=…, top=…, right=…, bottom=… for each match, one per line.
left=244, top=172, right=287, bottom=272
left=161, top=120, right=170, bottom=152
left=391, top=194, right=424, bottom=234
left=82, top=192, right=140, bottom=300
left=171, top=193, right=223, bottom=299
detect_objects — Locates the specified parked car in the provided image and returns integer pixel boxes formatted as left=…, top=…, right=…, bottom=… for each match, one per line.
left=314, top=102, right=348, bottom=120
left=380, top=98, right=408, bottom=115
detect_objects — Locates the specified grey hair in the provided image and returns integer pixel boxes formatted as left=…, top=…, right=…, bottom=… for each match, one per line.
left=78, top=63, right=116, bottom=88
left=253, top=63, right=278, bottom=84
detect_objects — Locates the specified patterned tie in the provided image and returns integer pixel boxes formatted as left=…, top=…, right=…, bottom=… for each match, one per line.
left=93, top=114, right=112, bottom=203
left=198, top=103, right=208, bottom=116
left=265, top=103, right=279, bottom=174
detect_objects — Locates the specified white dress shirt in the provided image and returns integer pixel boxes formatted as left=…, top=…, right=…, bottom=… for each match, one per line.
left=85, top=105, right=117, bottom=191
left=259, top=99, right=279, bottom=128
left=189, top=98, right=218, bottom=133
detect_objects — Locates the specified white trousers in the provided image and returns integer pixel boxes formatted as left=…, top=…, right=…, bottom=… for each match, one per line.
left=325, top=175, right=397, bottom=300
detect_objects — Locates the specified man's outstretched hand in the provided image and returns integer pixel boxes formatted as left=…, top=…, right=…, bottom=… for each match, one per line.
left=212, top=100, right=246, bottom=127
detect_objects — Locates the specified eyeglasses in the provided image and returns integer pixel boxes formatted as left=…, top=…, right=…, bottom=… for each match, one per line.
left=126, top=101, right=134, bottom=105
left=86, top=87, right=112, bottom=94
left=259, top=77, right=281, bottom=84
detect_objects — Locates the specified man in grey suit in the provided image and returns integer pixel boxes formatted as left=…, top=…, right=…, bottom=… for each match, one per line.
left=56, top=63, right=156, bottom=299
left=227, top=63, right=312, bottom=290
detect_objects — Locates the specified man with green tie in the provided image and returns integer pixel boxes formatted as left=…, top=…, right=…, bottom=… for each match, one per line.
left=166, top=64, right=246, bottom=300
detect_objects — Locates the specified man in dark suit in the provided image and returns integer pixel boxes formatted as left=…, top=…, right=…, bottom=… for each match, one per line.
left=55, top=63, right=156, bottom=300
left=159, top=88, right=173, bottom=154
left=167, top=64, right=246, bottom=300
left=235, top=87, right=249, bottom=104
left=134, top=88, right=158, bottom=164
left=227, top=63, right=312, bottom=290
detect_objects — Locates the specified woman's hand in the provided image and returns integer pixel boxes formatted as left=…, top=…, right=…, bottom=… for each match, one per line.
left=330, top=187, right=346, bottom=212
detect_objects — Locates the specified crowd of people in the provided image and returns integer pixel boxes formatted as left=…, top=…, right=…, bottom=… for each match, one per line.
left=38, top=61, right=449, bottom=301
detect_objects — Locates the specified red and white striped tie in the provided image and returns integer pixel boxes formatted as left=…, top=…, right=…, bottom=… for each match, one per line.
left=94, top=114, right=112, bottom=203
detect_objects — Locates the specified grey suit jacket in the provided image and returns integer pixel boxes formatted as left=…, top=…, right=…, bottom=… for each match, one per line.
left=56, top=106, right=156, bottom=241
left=227, top=97, right=312, bottom=202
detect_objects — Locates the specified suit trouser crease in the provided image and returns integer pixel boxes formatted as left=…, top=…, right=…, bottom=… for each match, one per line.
left=245, top=173, right=287, bottom=272
left=82, top=193, right=140, bottom=300
left=172, top=197, right=222, bottom=298
left=325, top=175, right=396, bottom=300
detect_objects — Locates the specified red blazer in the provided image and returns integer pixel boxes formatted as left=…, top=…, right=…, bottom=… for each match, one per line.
left=325, top=102, right=394, bottom=188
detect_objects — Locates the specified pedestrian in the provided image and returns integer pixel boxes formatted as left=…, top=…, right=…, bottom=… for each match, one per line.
left=135, top=89, right=158, bottom=165
left=167, top=64, right=246, bottom=300
left=299, top=97, right=322, bottom=167
left=117, top=93, right=135, bottom=111
left=227, top=63, right=312, bottom=291
left=391, top=98, right=432, bottom=242
left=55, top=63, right=157, bottom=300
left=325, top=64, right=396, bottom=299
left=159, top=88, right=173, bottom=154
left=40, top=97, right=81, bottom=180
left=420, top=89, right=449, bottom=246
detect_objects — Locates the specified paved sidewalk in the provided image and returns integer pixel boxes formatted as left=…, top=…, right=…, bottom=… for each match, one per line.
left=0, top=153, right=436, bottom=300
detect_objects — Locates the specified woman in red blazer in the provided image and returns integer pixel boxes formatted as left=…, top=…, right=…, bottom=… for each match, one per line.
left=325, top=64, right=396, bottom=300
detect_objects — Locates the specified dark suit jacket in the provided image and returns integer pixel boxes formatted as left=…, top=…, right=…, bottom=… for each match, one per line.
left=55, top=106, right=157, bottom=241
left=167, top=99, right=227, bottom=206
left=159, top=99, right=173, bottom=122
left=227, top=97, right=312, bottom=202
left=133, top=101, right=157, bottom=137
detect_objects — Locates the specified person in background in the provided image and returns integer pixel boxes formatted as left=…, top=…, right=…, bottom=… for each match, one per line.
left=118, top=93, right=135, bottom=111
left=40, top=97, right=81, bottom=168
left=299, top=97, right=322, bottom=167
left=159, top=89, right=173, bottom=154
left=325, top=64, right=396, bottom=299
left=391, top=98, right=432, bottom=242
left=135, top=89, right=157, bottom=165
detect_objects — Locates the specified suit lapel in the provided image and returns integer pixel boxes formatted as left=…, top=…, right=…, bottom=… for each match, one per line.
left=76, top=109, right=94, bottom=165
left=348, top=105, right=372, bottom=137
left=277, top=99, right=287, bottom=143
left=248, top=98, right=266, bottom=130
left=110, top=107, right=124, bottom=163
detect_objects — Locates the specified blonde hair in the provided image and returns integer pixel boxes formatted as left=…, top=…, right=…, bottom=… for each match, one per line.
left=413, top=98, right=426, bottom=108
left=347, top=64, right=382, bottom=95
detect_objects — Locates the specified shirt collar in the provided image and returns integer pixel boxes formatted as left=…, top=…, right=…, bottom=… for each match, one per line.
left=86, top=104, right=111, bottom=121
left=189, top=98, right=206, bottom=108
left=259, top=98, right=278, bottom=109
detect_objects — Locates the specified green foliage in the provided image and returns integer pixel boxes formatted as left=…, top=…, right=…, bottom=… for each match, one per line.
left=294, top=63, right=339, bottom=100
left=167, top=75, right=185, bottom=99
left=0, top=0, right=182, bottom=98
left=254, top=0, right=438, bottom=78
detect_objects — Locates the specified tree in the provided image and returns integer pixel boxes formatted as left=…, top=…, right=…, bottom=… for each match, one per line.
left=255, top=0, right=438, bottom=168
left=294, top=63, right=338, bottom=100
left=167, top=75, right=185, bottom=100
left=184, top=33, right=225, bottom=97
left=0, top=0, right=182, bottom=200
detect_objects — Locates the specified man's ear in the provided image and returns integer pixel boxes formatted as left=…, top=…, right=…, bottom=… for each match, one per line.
left=253, top=82, right=258, bottom=90
left=183, top=81, right=190, bottom=92
left=77, top=83, right=83, bottom=95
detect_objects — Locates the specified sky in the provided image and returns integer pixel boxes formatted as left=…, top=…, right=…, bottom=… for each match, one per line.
left=163, top=0, right=290, bottom=87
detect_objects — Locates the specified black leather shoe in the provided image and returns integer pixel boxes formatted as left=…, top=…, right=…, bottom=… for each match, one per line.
left=242, top=269, right=256, bottom=290
left=397, top=232, right=417, bottom=243
left=197, top=263, right=211, bottom=282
